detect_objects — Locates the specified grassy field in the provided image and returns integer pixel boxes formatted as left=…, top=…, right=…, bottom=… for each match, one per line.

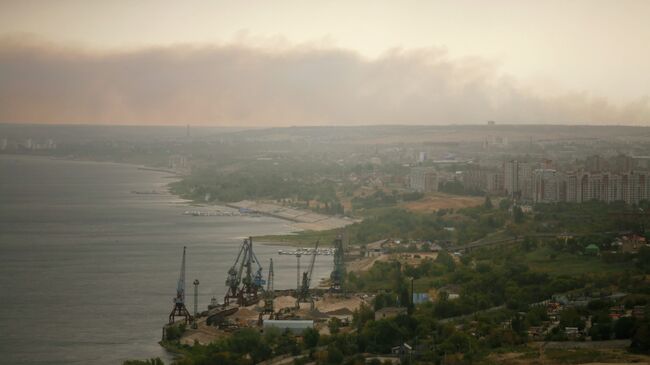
left=523, top=246, right=627, bottom=276
left=483, top=346, right=647, bottom=365
left=401, top=192, right=483, bottom=213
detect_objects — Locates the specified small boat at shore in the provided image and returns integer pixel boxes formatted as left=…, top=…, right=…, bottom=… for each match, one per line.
left=278, top=247, right=336, bottom=256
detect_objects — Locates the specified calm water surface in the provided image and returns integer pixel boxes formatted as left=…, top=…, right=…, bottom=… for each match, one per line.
left=0, top=155, right=331, bottom=365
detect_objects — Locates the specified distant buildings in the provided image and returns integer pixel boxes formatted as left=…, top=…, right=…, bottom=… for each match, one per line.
left=409, top=167, right=438, bottom=193
left=169, top=155, right=189, bottom=170
left=0, top=137, right=57, bottom=151
left=532, top=169, right=559, bottom=203
left=463, top=165, right=503, bottom=195
left=556, top=170, right=650, bottom=205
left=530, top=169, right=650, bottom=205
left=458, top=154, right=650, bottom=205
left=504, top=160, right=533, bottom=200
left=485, top=171, right=504, bottom=195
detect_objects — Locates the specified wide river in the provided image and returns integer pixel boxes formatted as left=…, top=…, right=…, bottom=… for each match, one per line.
left=0, top=155, right=332, bottom=365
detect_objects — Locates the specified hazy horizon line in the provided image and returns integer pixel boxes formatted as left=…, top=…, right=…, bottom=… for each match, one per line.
left=1, top=34, right=649, bottom=126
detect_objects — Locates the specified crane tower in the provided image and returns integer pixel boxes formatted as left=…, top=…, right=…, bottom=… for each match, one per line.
left=224, top=237, right=265, bottom=306
left=258, top=258, right=276, bottom=324
left=330, top=234, right=345, bottom=291
left=296, top=241, right=319, bottom=309
left=169, top=246, right=192, bottom=324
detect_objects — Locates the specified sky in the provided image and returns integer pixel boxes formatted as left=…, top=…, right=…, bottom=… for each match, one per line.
left=0, top=0, right=649, bottom=126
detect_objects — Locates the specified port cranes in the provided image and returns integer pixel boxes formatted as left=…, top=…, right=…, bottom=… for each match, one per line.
left=169, top=246, right=193, bottom=324
left=330, top=234, right=345, bottom=291
left=295, top=240, right=319, bottom=309
left=224, top=237, right=265, bottom=306
left=258, top=258, right=276, bottom=324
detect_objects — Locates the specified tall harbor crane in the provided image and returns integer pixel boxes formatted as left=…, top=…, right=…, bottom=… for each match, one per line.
left=296, top=241, right=319, bottom=309
left=258, top=258, right=276, bottom=324
left=169, top=246, right=192, bottom=324
left=330, top=234, right=345, bottom=291
left=224, top=237, right=265, bottom=306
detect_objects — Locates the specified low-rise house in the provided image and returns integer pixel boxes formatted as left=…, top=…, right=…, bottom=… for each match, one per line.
left=375, top=306, right=407, bottom=321
left=528, top=326, right=545, bottom=340
left=263, top=320, right=314, bottom=334
left=565, top=327, right=581, bottom=340
left=609, top=305, right=625, bottom=320
left=429, top=242, right=443, bottom=252
left=391, top=342, right=413, bottom=356
left=633, top=305, right=645, bottom=319
left=439, top=285, right=461, bottom=300
left=585, top=244, right=600, bottom=256
left=412, top=292, right=431, bottom=305
left=613, top=234, right=648, bottom=254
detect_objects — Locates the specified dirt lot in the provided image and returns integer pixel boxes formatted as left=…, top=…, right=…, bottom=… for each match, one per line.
left=316, top=294, right=365, bottom=313
left=347, top=254, right=391, bottom=273
left=401, top=193, right=483, bottom=213
left=180, top=318, right=228, bottom=345
left=486, top=343, right=650, bottom=365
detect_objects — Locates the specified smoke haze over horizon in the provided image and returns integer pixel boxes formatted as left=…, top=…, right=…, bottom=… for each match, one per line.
left=1, top=1, right=650, bottom=126
left=0, top=36, right=650, bottom=126
left=1, top=35, right=649, bottom=127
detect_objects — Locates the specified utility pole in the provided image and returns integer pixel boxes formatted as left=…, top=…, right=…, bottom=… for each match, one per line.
left=296, top=253, right=301, bottom=290
left=411, top=277, right=414, bottom=307
left=192, top=279, right=199, bottom=328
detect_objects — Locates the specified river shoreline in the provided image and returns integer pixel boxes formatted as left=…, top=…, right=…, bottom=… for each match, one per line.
left=1, top=153, right=345, bottom=245
left=0, top=154, right=335, bottom=364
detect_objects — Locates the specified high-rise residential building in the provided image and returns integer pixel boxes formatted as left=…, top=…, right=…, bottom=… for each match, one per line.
left=504, top=160, right=534, bottom=200
left=485, top=171, right=504, bottom=195
left=633, top=156, right=650, bottom=170
left=532, top=169, right=559, bottom=203
left=558, top=170, right=650, bottom=205
left=504, top=161, right=517, bottom=198
left=410, top=167, right=438, bottom=193
left=462, top=165, right=486, bottom=192
left=585, top=155, right=606, bottom=172
left=610, top=154, right=635, bottom=173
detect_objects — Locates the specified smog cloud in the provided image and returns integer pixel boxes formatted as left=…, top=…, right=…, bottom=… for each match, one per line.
left=1, top=35, right=648, bottom=126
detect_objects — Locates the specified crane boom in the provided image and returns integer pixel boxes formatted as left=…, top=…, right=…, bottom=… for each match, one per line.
left=266, top=258, right=274, bottom=292
left=176, top=246, right=186, bottom=304
left=306, top=240, right=319, bottom=287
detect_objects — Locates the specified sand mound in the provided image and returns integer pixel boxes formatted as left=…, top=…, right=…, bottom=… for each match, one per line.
left=316, top=295, right=364, bottom=313
left=231, top=307, right=259, bottom=321
left=274, top=295, right=297, bottom=310
left=326, top=307, right=353, bottom=316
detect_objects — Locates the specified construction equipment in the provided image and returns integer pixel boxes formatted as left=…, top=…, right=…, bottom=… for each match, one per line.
left=295, top=253, right=302, bottom=290
left=259, top=258, right=276, bottom=325
left=169, top=246, right=193, bottom=324
left=330, top=234, right=345, bottom=291
left=224, top=237, right=265, bottom=306
left=296, top=241, right=319, bottom=309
